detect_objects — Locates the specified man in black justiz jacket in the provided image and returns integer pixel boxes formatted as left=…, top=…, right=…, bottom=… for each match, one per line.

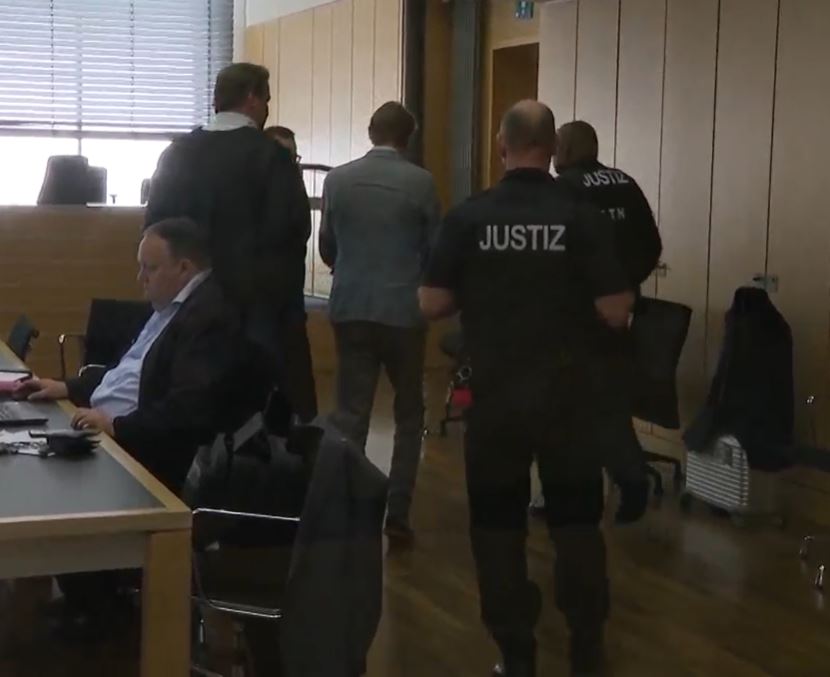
left=555, top=120, right=663, bottom=527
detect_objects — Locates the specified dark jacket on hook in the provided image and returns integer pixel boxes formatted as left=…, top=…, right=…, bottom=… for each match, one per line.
left=684, top=286, right=794, bottom=471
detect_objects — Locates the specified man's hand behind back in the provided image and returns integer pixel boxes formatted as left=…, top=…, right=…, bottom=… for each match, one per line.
left=13, top=378, right=69, bottom=402
left=595, top=290, right=635, bottom=330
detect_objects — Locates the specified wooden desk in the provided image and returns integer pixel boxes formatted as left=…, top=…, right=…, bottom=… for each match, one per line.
left=0, top=342, right=191, bottom=676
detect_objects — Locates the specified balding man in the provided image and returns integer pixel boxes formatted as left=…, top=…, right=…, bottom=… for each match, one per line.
left=420, top=101, right=632, bottom=677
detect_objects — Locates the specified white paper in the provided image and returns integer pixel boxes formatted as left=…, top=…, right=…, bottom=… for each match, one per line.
left=0, top=430, right=46, bottom=455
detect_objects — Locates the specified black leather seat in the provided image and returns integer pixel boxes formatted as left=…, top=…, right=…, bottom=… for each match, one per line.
left=38, top=155, right=107, bottom=206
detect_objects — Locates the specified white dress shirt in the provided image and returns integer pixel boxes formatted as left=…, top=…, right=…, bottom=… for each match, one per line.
left=204, top=111, right=258, bottom=132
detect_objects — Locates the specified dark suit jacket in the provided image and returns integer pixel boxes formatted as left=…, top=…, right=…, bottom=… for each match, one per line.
left=145, top=126, right=311, bottom=358
left=281, top=424, right=388, bottom=677
left=66, top=276, right=253, bottom=493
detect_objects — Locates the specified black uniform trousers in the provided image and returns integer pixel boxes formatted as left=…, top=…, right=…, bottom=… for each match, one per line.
left=464, top=370, right=608, bottom=661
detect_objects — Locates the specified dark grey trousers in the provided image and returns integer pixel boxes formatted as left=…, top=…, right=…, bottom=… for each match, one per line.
left=331, top=321, right=426, bottom=522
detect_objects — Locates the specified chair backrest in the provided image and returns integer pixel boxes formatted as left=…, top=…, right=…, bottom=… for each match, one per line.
left=84, top=299, right=153, bottom=366
left=37, top=155, right=95, bottom=206
left=7, top=315, right=39, bottom=361
left=630, top=296, right=693, bottom=429
left=299, top=163, right=331, bottom=212
left=87, top=166, right=108, bottom=203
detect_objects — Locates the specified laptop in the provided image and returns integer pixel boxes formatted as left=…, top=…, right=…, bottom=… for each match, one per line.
left=0, top=402, right=49, bottom=427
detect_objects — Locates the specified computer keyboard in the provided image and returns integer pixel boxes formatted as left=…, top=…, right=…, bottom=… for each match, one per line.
left=0, top=402, right=49, bottom=425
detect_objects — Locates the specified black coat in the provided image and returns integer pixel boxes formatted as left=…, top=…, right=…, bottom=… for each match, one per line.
left=145, top=127, right=311, bottom=357
left=281, top=425, right=388, bottom=677
left=67, top=277, right=256, bottom=493
left=684, top=287, right=794, bottom=470
left=558, top=161, right=662, bottom=290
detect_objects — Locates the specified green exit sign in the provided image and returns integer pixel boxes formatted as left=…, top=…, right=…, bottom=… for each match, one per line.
left=515, top=1, right=534, bottom=20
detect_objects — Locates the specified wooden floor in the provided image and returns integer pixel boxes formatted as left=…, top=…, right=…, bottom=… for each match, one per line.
left=3, top=370, right=830, bottom=676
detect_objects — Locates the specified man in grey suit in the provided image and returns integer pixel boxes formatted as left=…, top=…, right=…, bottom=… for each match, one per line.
left=319, top=101, right=441, bottom=542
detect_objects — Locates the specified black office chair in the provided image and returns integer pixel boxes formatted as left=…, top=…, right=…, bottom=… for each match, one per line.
left=7, top=315, right=39, bottom=361
left=58, top=299, right=153, bottom=379
left=630, top=297, right=693, bottom=497
left=191, top=508, right=300, bottom=677
left=38, top=155, right=105, bottom=206
left=87, top=166, right=108, bottom=203
left=792, top=434, right=830, bottom=592
left=185, top=415, right=316, bottom=677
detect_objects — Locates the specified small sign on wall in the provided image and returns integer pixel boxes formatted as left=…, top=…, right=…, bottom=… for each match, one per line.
left=515, top=1, right=534, bottom=20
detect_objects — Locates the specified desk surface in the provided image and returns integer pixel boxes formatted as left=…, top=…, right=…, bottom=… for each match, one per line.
left=0, top=342, right=190, bottom=542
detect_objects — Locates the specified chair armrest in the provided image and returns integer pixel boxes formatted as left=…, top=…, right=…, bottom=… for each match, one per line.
left=191, top=509, right=300, bottom=619
left=58, top=332, right=86, bottom=347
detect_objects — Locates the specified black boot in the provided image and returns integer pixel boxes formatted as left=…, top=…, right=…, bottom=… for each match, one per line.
left=569, top=629, right=605, bottom=676
left=491, top=644, right=536, bottom=677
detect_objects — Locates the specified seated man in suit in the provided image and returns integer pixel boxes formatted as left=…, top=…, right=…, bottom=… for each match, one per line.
left=15, top=217, right=260, bottom=638
left=17, top=216, right=252, bottom=494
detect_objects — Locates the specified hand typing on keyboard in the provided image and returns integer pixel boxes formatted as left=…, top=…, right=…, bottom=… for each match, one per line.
left=72, top=408, right=114, bottom=437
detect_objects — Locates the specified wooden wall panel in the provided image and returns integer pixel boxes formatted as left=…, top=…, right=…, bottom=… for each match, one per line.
left=706, top=0, right=779, bottom=380
left=616, top=0, right=665, bottom=300
left=767, top=0, right=830, bottom=445
left=615, top=0, right=665, bottom=209
left=0, top=208, right=144, bottom=378
left=655, top=0, right=719, bottom=434
left=538, top=2, right=577, bottom=125
left=311, top=7, right=333, bottom=167
left=310, top=6, right=334, bottom=296
left=330, top=0, right=355, bottom=167
left=373, top=0, right=401, bottom=108
left=278, top=13, right=314, bottom=161
left=423, top=0, right=453, bottom=210
left=243, top=25, right=265, bottom=64
left=351, top=0, right=376, bottom=159
left=262, top=21, right=281, bottom=125
left=574, top=0, right=619, bottom=165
